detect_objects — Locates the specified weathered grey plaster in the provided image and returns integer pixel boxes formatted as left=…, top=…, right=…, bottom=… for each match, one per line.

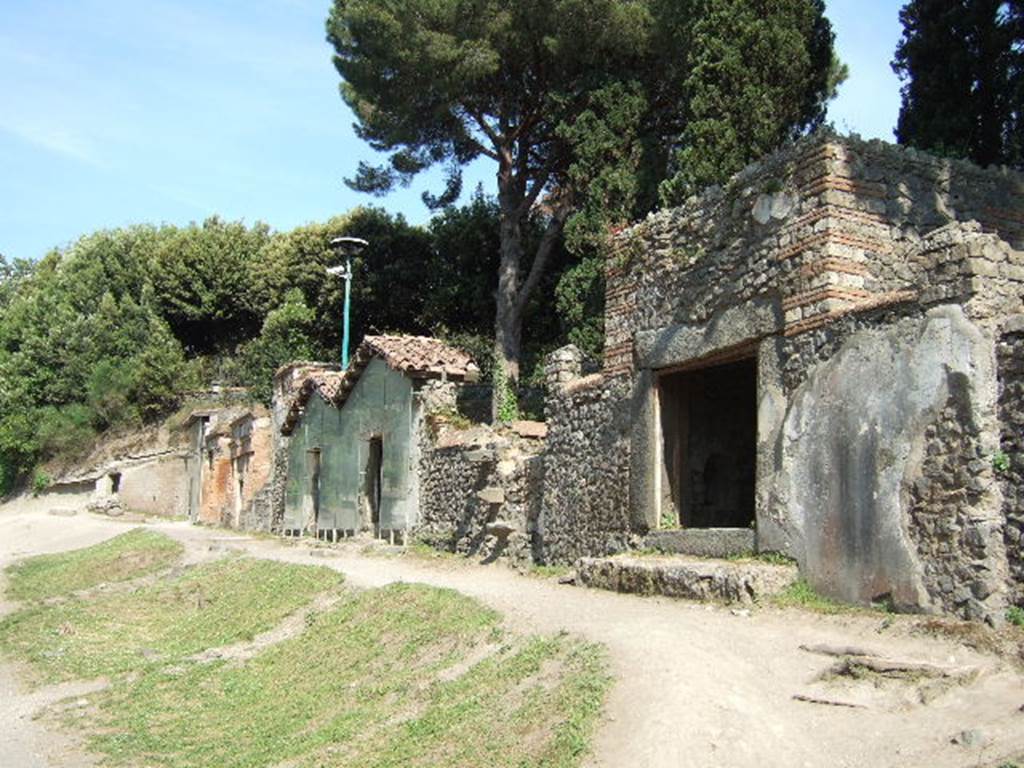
left=635, top=296, right=782, bottom=370
left=755, top=336, right=788, bottom=553
left=629, top=369, right=659, bottom=530
left=777, top=305, right=1006, bottom=618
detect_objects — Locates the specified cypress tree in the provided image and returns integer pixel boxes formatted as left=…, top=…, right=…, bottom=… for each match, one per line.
left=892, top=0, right=1022, bottom=167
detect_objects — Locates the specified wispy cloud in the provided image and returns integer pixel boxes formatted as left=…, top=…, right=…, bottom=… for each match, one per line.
left=0, top=120, right=103, bottom=167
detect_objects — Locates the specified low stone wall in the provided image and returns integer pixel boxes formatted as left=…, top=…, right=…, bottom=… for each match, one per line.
left=576, top=555, right=797, bottom=605
left=116, top=453, right=190, bottom=518
left=417, top=423, right=544, bottom=567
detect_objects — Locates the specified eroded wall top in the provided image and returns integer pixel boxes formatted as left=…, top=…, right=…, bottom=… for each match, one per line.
left=605, top=133, right=1024, bottom=376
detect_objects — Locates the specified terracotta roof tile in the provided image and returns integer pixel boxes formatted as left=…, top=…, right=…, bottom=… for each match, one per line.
left=306, top=370, right=345, bottom=403
left=360, top=335, right=479, bottom=381
left=280, top=336, right=479, bottom=434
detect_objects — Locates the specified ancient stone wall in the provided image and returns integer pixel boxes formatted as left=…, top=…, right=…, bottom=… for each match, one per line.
left=234, top=415, right=274, bottom=531
left=571, top=134, right=1024, bottom=621
left=198, top=433, right=232, bottom=525
left=117, top=454, right=190, bottom=518
left=417, top=422, right=544, bottom=567
left=604, top=132, right=1024, bottom=379
left=999, top=318, right=1024, bottom=607
left=537, top=369, right=634, bottom=564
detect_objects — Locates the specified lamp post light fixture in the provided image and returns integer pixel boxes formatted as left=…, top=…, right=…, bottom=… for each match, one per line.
left=328, top=236, right=369, bottom=370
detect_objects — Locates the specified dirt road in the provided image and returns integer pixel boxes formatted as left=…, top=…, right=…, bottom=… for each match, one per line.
left=2, top=498, right=1022, bottom=768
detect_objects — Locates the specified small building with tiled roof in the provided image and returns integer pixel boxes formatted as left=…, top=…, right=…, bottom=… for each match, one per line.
left=274, top=335, right=480, bottom=541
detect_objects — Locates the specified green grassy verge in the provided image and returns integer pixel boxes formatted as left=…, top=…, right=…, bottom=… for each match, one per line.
left=82, top=582, right=608, bottom=768
left=1, top=537, right=610, bottom=768
left=0, top=556, right=342, bottom=681
left=3, top=528, right=184, bottom=601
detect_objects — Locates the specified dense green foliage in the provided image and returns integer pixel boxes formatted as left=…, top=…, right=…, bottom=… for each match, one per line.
left=0, top=201, right=589, bottom=493
left=659, top=0, right=845, bottom=201
left=327, top=0, right=840, bottom=413
left=892, top=0, right=1022, bottom=167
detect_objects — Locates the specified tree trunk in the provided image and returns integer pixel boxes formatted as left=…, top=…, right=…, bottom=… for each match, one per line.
left=493, top=176, right=525, bottom=421
left=491, top=150, right=570, bottom=421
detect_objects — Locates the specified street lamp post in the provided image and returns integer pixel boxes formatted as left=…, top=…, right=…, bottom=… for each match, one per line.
left=327, top=236, right=369, bottom=370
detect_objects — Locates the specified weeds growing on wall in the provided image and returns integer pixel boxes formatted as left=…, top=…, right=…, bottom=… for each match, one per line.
left=493, top=357, right=521, bottom=423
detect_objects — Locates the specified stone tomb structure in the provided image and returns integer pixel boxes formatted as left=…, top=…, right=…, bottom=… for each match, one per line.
left=275, top=336, right=480, bottom=543
left=186, top=408, right=274, bottom=530
left=539, top=134, right=1024, bottom=623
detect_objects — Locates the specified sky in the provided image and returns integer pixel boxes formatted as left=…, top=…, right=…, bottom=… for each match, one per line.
left=0, top=0, right=904, bottom=262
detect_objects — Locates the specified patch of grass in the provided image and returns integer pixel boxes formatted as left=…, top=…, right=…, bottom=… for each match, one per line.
left=80, top=583, right=610, bottom=768
left=726, top=551, right=796, bottom=567
left=0, top=556, right=341, bottom=681
left=428, top=407, right=473, bottom=432
left=1008, top=606, right=1024, bottom=627
left=992, top=450, right=1012, bottom=474
left=528, top=564, right=573, bottom=580
left=771, top=579, right=855, bottom=615
left=31, top=469, right=52, bottom=495
left=4, top=529, right=183, bottom=601
left=405, top=540, right=457, bottom=560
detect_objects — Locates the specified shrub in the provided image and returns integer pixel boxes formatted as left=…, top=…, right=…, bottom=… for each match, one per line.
left=31, top=470, right=51, bottom=496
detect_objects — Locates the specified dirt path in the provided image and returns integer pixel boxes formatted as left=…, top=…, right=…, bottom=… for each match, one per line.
left=2, top=500, right=1023, bottom=768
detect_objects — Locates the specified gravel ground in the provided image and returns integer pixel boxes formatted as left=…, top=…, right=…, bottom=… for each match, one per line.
left=2, top=495, right=1023, bottom=768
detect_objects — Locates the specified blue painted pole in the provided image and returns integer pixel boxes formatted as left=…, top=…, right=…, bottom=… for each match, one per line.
left=342, top=258, right=352, bottom=369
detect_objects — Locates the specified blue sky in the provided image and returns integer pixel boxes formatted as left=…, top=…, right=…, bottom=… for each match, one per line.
left=0, top=0, right=904, bottom=262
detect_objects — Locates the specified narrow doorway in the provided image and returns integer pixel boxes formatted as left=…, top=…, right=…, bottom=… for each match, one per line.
left=304, top=449, right=321, bottom=532
left=233, top=454, right=249, bottom=526
left=362, top=436, right=383, bottom=535
left=658, top=356, right=757, bottom=528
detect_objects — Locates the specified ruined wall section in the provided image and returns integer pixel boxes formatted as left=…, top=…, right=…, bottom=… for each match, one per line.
left=538, top=360, right=634, bottom=564
left=599, top=135, right=1023, bottom=619
left=905, top=378, right=999, bottom=621
left=605, top=133, right=1024, bottom=379
left=999, top=318, right=1024, bottom=606
left=116, top=454, right=190, bottom=518
left=233, top=415, right=274, bottom=531
left=417, top=423, right=544, bottom=568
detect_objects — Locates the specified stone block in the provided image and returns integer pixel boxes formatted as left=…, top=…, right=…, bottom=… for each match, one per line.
left=477, top=487, right=505, bottom=505
left=643, top=528, right=756, bottom=558
left=575, top=554, right=798, bottom=605
left=510, top=420, right=548, bottom=439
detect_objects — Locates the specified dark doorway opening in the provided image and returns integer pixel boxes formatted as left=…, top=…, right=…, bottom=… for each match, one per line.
left=363, top=436, right=383, bottom=534
left=658, top=356, right=757, bottom=528
left=109, top=472, right=122, bottom=494
left=305, top=449, right=321, bottom=528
